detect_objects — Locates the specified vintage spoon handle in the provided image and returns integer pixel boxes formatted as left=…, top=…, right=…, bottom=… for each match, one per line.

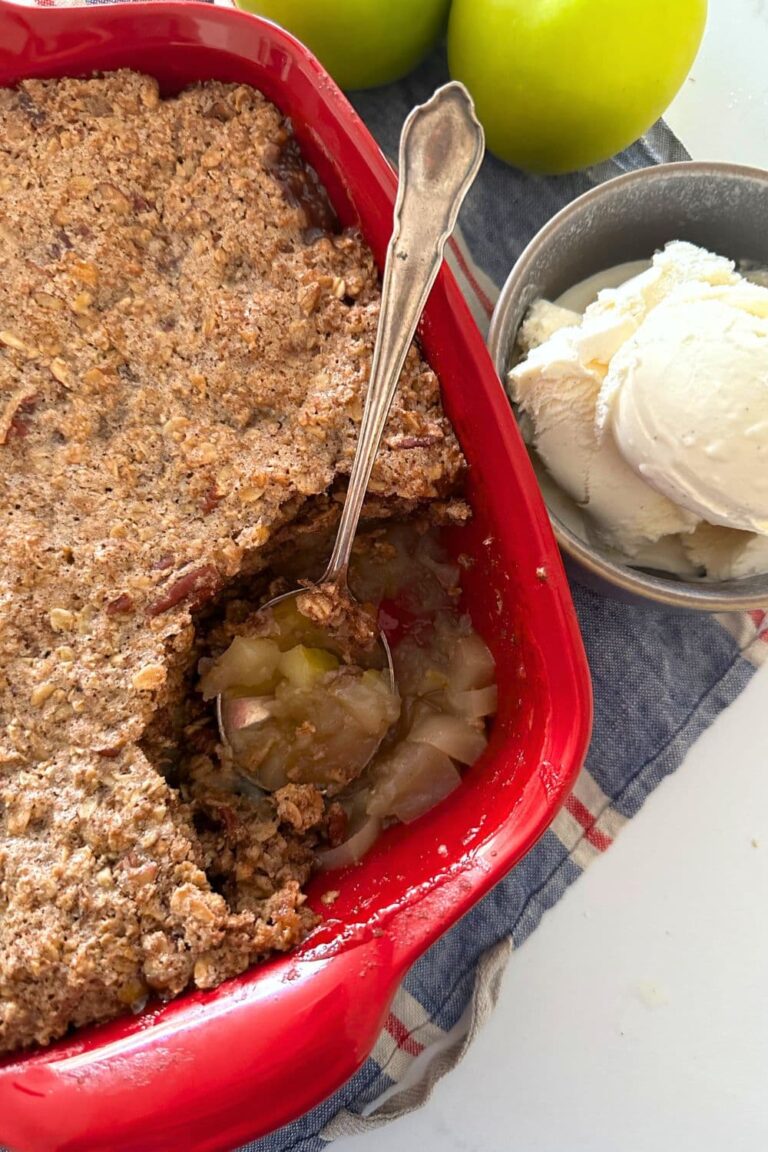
left=323, top=81, right=484, bottom=583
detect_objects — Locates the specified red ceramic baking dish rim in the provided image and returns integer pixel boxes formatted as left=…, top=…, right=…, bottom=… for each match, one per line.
left=0, top=3, right=592, bottom=1150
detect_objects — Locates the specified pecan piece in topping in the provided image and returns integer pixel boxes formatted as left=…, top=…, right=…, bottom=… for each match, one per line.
left=147, top=564, right=219, bottom=617
left=200, top=485, right=223, bottom=515
left=1, top=392, right=37, bottom=444
left=325, top=802, right=347, bottom=847
left=95, top=745, right=123, bottom=759
left=17, top=88, right=46, bottom=127
left=105, top=593, right=134, bottom=616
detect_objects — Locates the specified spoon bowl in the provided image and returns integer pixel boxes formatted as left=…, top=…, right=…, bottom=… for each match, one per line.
left=216, top=584, right=396, bottom=795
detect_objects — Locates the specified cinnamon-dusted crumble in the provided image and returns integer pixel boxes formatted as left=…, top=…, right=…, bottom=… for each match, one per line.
left=0, top=71, right=465, bottom=1053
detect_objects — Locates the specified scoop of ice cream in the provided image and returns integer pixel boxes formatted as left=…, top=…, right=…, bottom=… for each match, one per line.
left=510, top=321, right=698, bottom=554
left=587, top=240, right=739, bottom=327
left=599, top=279, right=768, bottom=534
left=507, top=248, right=721, bottom=555
left=517, top=299, right=580, bottom=353
left=508, top=240, right=768, bottom=573
left=682, top=522, right=768, bottom=581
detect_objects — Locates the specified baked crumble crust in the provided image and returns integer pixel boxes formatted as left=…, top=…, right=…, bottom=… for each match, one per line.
left=0, top=71, right=464, bottom=1052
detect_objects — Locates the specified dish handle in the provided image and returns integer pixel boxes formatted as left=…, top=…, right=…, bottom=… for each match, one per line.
left=0, top=934, right=409, bottom=1152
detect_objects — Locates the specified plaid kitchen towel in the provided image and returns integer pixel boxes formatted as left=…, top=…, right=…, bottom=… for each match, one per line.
left=6, top=3, right=768, bottom=1150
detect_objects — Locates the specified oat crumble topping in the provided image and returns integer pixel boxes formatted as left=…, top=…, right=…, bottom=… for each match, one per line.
left=0, top=71, right=464, bottom=1052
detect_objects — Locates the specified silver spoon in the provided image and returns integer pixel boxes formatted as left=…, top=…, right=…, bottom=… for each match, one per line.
left=218, top=81, right=485, bottom=763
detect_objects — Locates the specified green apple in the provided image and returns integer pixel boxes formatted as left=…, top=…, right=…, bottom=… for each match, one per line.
left=236, top=0, right=451, bottom=91
left=447, top=0, right=707, bottom=173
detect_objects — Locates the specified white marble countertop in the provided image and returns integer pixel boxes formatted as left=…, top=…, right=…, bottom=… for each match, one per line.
left=338, top=2, right=768, bottom=1149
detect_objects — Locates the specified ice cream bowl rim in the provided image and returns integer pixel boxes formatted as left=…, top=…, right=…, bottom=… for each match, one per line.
left=488, top=159, right=768, bottom=613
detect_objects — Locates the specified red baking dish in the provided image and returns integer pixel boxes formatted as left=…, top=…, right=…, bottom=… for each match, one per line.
left=0, top=3, right=592, bottom=1150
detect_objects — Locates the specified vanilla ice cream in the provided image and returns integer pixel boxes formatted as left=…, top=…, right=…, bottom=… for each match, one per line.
left=683, top=523, right=768, bottom=581
left=517, top=299, right=580, bottom=353
left=598, top=279, right=768, bottom=533
left=508, top=240, right=768, bottom=581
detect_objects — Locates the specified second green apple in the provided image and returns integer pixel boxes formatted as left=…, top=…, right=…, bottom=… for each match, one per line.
left=448, top=0, right=707, bottom=173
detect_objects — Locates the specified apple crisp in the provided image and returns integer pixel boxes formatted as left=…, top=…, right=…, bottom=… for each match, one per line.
left=0, top=71, right=464, bottom=1052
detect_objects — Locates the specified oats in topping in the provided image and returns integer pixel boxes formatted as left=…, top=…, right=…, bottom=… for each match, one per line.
left=0, top=70, right=464, bottom=1054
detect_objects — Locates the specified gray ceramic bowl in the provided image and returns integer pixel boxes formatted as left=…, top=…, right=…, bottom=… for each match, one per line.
left=488, top=160, right=768, bottom=612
